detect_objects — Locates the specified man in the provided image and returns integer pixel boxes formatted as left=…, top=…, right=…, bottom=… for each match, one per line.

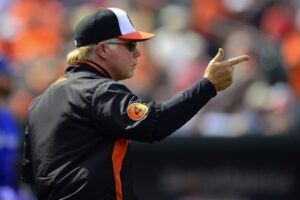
left=21, top=7, right=249, bottom=200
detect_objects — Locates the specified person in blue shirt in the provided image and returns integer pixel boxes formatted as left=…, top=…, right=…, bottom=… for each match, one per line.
left=0, top=56, right=20, bottom=190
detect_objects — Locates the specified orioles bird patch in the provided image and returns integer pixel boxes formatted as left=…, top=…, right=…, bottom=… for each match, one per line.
left=127, top=103, right=149, bottom=121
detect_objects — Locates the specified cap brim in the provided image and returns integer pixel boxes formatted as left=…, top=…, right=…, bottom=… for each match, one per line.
left=118, top=31, right=155, bottom=41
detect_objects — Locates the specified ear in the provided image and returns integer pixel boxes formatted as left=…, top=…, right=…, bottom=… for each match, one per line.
left=96, top=43, right=108, bottom=59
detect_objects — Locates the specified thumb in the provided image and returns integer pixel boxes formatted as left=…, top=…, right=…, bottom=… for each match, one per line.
left=211, top=48, right=224, bottom=63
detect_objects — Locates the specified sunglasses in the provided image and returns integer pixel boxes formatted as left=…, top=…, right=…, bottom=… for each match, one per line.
left=105, top=41, right=137, bottom=52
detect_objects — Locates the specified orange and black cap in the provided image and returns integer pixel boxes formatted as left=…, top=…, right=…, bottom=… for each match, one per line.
left=74, top=7, right=154, bottom=47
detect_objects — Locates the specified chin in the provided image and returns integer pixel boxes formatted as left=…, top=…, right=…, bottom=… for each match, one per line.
left=118, top=73, right=133, bottom=81
left=127, top=73, right=134, bottom=79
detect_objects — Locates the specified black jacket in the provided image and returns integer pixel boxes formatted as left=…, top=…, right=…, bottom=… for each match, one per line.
left=21, top=60, right=216, bottom=200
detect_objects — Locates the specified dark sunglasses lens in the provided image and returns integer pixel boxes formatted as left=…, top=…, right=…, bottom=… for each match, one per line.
left=126, top=42, right=137, bottom=51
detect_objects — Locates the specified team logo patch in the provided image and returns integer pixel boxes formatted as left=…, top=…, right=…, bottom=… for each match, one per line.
left=127, top=103, right=149, bottom=121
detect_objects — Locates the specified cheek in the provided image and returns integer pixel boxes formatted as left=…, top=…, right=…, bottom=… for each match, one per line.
left=118, top=54, right=135, bottom=68
left=107, top=51, right=135, bottom=71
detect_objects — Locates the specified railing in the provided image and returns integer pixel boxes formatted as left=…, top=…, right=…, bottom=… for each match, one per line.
left=131, top=136, right=300, bottom=200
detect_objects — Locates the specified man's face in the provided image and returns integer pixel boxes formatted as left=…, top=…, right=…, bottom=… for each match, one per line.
left=104, top=39, right=141, bottom=80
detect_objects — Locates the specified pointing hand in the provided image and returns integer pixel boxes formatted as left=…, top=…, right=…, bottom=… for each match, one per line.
left=204, top=48, right=250, bottom=91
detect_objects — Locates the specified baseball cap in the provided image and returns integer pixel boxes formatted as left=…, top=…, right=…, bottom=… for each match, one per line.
left=75, top=7, right=155, bottom=47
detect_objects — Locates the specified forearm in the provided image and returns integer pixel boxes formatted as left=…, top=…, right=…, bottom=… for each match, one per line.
left=152, top=78, right=217, bottom=141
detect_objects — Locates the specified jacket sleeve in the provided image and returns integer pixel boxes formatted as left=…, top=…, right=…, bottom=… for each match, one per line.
left=153, top=78, right=216, bottom=141
left=90, top=78, right=216, bottom=142
left=20, top=126, right=34, bottom=184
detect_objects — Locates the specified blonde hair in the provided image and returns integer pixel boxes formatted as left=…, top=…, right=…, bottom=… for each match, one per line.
left=66, top=38, right=121, bottom=65
left=66, top=45, right=96, bottom=65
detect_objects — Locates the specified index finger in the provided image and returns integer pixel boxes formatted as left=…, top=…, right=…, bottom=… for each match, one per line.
left=226, top=55, right=250, bottom=66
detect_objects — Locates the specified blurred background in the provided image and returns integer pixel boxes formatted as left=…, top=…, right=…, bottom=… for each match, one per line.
left=0, top=0, right=300, bottom=199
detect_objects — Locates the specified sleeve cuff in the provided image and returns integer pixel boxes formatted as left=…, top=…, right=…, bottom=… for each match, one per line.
left=202, top=78, right=217, bottom=97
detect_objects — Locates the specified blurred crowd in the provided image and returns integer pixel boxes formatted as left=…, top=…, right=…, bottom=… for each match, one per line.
left=0, top=0, right=300, bottom=198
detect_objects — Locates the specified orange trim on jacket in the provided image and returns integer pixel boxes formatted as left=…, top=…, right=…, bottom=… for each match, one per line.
left=76, top=60, right=111, bottom=78
left=112, top=139, right=129, bottom=200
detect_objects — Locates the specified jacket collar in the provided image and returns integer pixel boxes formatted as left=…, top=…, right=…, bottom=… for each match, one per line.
left=74, top=60, right=112, bottom=78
